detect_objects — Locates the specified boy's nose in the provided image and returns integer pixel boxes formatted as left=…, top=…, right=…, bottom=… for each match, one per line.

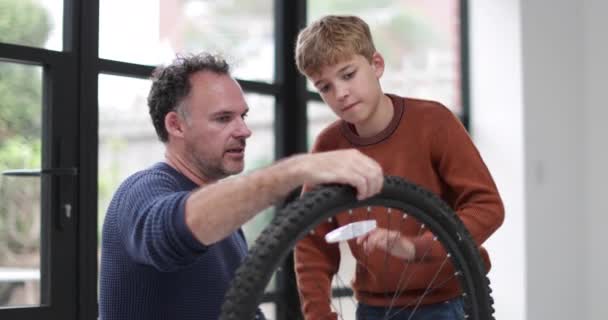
left=336, top=83, right=350, bottom=100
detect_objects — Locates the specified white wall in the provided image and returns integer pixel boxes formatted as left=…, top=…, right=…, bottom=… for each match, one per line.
left=583, top=1, right=608, bottom=319
left=521, top=1, right=587, bottom=319
left=469, top=1, right=525, bottom=319
left=471, top=0, right=608, bottom=319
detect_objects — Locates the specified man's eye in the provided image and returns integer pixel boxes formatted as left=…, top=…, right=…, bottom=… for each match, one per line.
left=217, top=116, right=231, bottom=122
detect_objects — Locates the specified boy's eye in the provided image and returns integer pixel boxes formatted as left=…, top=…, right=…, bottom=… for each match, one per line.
left=343, top=71, right=356, bottom=80
left=319, top=84, right=331, bottom=93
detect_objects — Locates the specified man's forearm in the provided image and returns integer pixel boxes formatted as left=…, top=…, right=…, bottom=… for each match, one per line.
left=185, top=149, right=384, bottom=246
left=185, top=156, right=303, bottom=245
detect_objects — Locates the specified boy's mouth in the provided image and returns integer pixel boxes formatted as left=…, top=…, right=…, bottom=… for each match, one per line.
left=342, top=102, right=359, bottom=112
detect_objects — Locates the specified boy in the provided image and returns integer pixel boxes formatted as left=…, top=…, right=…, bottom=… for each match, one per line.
left=293, top=15, right=504, bottom=320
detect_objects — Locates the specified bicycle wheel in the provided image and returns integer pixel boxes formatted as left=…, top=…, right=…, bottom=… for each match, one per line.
left=220, top=176, right=494, bottom=320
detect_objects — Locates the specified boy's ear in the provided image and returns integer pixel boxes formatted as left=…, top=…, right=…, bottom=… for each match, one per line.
left=371, top=52, right=385, bottom=78
left=165, top=111, right=186, bottom=139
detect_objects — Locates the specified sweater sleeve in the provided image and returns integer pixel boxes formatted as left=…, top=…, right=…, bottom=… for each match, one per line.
left=413, top=106, right=505, bottom=259
left=114, top=170, right=207, bottom=271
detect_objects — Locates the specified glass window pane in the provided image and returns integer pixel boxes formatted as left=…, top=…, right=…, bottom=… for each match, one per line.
left=0, top=0, right=63, bottom=51
left=308, top=0, right=463, bottom=114
left=240, top=93, right=275, bottom=245
left=0, top=62, right=43, bottom=307
left=98, top=74, right=162, bottom=238
left=307, top=100, right=338, bottom=148
left=239, top=94, right=276, bottom=295
left=99, top=0, right=275, bottom=83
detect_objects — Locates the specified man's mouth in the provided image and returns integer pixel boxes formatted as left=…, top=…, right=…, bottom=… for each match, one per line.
left=225, top=147, right=245, bottom=155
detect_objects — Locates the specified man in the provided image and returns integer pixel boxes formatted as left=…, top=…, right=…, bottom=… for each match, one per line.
left=99, top=53, right=383, bottom=320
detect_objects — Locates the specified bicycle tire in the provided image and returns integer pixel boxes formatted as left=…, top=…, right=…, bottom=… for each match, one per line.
left=220, top=176, right=494, bottom=320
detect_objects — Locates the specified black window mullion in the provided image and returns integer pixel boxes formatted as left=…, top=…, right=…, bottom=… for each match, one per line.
left=273, top=1, right=307, bottom=319
left=45, top=55, right=79, bottom=319
left=274, top=0, right=307, bottom=159
left=0, top=307, right=52, bottom=319
left=0, top=43, right=64, bottom=66
left=75, top=0, right=100, bottom=319
left=97, top=59, right=154, bottom=79
left=237, top=79, right=281, bottom=96
left=459, top=0, right=471, bottom=131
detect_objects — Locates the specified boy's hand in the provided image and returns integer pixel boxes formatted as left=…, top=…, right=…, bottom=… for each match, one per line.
left=356, top=228, right=416, bottom=260
left=294, top=149, right=383, bottom=200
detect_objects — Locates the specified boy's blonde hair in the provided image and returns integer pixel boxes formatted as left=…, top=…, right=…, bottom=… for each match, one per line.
left=295, top=15, right=376, bottom=77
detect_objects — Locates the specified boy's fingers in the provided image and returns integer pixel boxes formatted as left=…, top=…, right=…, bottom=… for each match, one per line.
left=367, top=230, right=382, bottom=252
left=356, top=233, right=369, bottom=245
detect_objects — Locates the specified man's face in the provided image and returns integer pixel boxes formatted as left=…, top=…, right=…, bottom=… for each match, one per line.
left=179, top=71, right=251, bottom=181
left=308, top=53, right=385, bottom=126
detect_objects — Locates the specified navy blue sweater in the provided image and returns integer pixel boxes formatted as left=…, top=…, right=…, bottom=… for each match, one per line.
left=99, top=162, right=253, bottom=319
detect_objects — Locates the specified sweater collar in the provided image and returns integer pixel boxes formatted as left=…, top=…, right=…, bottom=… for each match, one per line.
left=340, top=94, right=404, bottom=146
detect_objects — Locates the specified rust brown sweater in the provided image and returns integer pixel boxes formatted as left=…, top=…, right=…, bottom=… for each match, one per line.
left=294, top=94, right=504, bottom=319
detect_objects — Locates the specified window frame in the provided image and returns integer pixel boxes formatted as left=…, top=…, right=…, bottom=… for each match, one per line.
left=0, top=1, right=469, bottom=319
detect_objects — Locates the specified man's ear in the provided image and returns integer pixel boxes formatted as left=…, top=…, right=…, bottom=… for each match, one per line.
left=371, top=52, right=385, bottom=78
left=165, top=111, right=186, bottom=139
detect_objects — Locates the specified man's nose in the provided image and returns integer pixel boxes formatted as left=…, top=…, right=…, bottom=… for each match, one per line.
left=233, top=118, right=252, bottom=138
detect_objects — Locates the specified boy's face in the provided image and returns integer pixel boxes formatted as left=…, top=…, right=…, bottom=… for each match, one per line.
left=308, top=53, right=385, bottom=125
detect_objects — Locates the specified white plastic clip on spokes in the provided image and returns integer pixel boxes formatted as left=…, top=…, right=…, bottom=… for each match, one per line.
left=324, top=219, right=377, bottom=243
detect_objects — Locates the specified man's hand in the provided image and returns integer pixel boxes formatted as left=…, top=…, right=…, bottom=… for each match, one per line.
left=356, top=228, right=416, bottom=260
left=290, top=149, right=383, bottom=200
left=185, top=149, right=382, bottom=246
